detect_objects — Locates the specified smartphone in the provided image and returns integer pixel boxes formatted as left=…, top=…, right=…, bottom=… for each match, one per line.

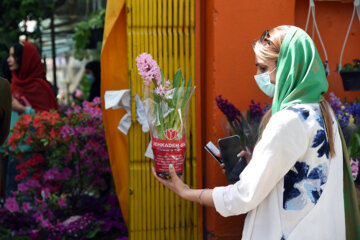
left=204, top=141, right=223, bottom=164
left=218, top=135, right=246, bottom=183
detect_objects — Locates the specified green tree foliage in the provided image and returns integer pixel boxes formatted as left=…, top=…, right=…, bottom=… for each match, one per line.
left=0, top=0, right=65, bottom=62
left=73, top=8, right=105, bottom=60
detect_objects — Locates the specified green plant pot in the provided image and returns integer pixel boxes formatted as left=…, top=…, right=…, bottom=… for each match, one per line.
left=340, top=71, right=360, bottom=91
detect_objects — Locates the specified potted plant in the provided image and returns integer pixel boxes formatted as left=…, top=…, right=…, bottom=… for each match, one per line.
left=136, top=53, right=195, bottom=178
left=338, top=59, right=360, bottom=91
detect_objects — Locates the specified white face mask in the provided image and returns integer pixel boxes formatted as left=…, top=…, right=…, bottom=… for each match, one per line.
left=254, top=67, right=276, bottom=97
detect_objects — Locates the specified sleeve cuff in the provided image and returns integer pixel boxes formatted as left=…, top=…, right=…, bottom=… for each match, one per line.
left=24, top=107, right=35, bottom=114
left=212, top=186, right=233, bottom=217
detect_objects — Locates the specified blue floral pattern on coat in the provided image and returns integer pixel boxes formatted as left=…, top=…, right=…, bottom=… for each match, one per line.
left=283, top=162, right=328, bottom=210
left=312, top=112, right=330, bottom=159
left=287, top=106, right=310, bottom=121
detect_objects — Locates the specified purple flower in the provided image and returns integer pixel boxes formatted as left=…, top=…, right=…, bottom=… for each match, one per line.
left=350, top=159, right=359, bottom=181
left=58, top=197, right=67, bottom=208
left=215, top=95, right=241, bottom=122
left=61, top=125, right=71, bottom=138
left=22, top=202, right=32, bottom=213
left=73, top=105, right=81, bottom=114
left=17, top=183, right=29, bottom=193
left=65, top=108, right=73, bottom=117
left=4, top=197, right=19, bottom=213
left=44, top=168, right=60, bottom=181
left=26, top=179, right=41, bottom=188
left=41, top=187, right=51, bottom=199
left=92, top=97, right=101, bottom=105
left=249, top=100, right=264, bottom=120
left=329, top=92, right=342, bottom=109
left=69, top=143, right=77, bottom=153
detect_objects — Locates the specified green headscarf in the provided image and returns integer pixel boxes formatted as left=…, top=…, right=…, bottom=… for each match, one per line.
left=270, top=26, right=360, bottom=239
left=271, top=26, right=328, bottom=114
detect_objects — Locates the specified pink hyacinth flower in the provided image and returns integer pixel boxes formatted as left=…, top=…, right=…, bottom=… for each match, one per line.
left=136, top=53, right=161, bottom=86
left=350, top=159, right=359, bottom=181
left=155, top=85, right=166, bottom=96
left=164, top=79, right=171, bottom=87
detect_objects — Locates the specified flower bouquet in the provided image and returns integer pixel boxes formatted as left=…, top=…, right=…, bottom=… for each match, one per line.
left=136, top=53, right=195, bottom=177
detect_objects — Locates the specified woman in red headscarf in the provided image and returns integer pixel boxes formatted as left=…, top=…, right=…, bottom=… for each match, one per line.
left=7, top=42, right=57, bottom=112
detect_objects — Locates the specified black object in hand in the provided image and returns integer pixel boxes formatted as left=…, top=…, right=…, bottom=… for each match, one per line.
left=227, top=157, right=247, bottom=183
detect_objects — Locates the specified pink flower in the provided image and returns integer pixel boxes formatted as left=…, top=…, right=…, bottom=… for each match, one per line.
left=62, top=216, right=81, bottom=226
left=57, top=168, right=72, bottom=181
left=41, top=187, right=51, bottom=199
left=92, top=97, right=101, bottom=105
left=69, top=143, right=77, bottom=153
left=44, top=169, right=60, bottom=181
left=22, top=202, right=32, bottom=213
left=58, top=197, right=67, bottom=208
left=75, top=90, right=83, bottom=98
left=17, top=183, right=29, bottom=193
left=136, top=53, right=161, bottom=86
left=4, top=197, right=19, bottom=213
left=164, top=79, right=171, bottom=87
left=36, top=214, right=52, bottom=229
left=26, top=179, right=41, bottom=188
left=155, top=85, right=166, bottom=96
left=350, top=159, right=359, bottom=181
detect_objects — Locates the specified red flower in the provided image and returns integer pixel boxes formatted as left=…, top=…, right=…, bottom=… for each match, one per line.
left=32, top=153, right=46, bottom=165
left=40, top=111, right=51, bottom=120
left=164, top=129, right=178, bottom=140
left=33, top=117, right=42, bottom=129
left=36, top=125, right=46, bottom=136
left=50, top=129, right=57, bottom=139
left=32, top=173, right=42, bottom=181
left=25, top=136, right=33, bottom=145
left=21, top=114, right=33, bottom=125
left=15, top=169, right=28, bottom=182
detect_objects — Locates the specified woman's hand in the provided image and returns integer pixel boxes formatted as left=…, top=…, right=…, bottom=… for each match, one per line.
left=238, top=150, right=252, bottom=164
left=153, top=164, right=215, bottom=207
left=152, top=164, right=190, bottom=199
left=220, top=150, right=252, bottom=174
left=12, top=96, right=26, bottom=114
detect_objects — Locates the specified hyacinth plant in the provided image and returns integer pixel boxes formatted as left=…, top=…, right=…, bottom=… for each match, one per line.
left=0, top=98, right=128, bottom=239
left=136, top=53, right=195, bottom=140
left=329, top=92, right=360, bottom=185
left=216, top=95, right=270, bottom=151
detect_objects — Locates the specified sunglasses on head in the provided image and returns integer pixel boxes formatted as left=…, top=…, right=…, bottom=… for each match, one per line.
left=260, top=29, right=270, bottom=43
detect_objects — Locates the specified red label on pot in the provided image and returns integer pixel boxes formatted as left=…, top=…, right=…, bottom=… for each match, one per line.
left=152, top=136, right=186, bottom=174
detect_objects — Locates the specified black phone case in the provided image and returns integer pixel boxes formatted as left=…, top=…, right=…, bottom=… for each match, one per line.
left=218, top=135, right=246, bottom=183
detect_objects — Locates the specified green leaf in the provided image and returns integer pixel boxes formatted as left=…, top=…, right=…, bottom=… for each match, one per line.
left=173, top=69, right=182, bottom=88
left=181, top=76, right=192, bottom=111
left=86, top=226, right=101, bottom=239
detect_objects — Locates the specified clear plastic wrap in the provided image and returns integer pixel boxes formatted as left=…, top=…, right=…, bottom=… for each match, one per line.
left=137, top=53, right=195, bottom=177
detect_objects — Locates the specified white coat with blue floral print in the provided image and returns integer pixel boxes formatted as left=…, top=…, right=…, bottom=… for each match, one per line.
left=212, top=103, right=345, bottom=240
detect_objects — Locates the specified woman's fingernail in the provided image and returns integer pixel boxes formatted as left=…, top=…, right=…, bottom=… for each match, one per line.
left=169, top=164, right=173, bottom=169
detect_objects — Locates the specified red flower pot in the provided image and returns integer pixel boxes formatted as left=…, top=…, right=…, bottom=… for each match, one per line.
left=152, top=136, right=186, bottom=177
